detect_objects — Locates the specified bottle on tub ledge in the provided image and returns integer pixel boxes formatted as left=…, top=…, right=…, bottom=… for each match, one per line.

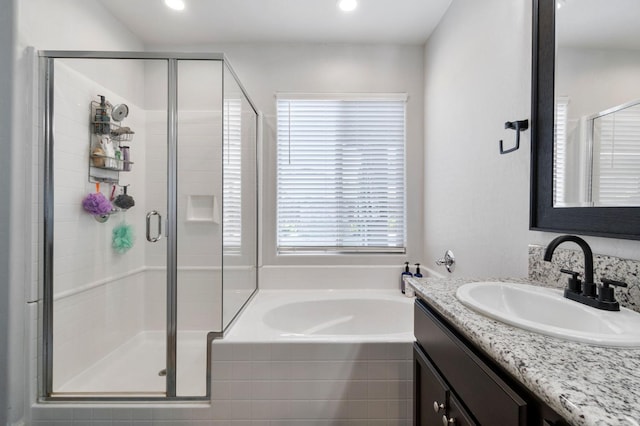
left=403, top=263, right=423, bottom=298
left=400, top=261, right=413, bottom=294
left=414, top=263, right=423, bottom=278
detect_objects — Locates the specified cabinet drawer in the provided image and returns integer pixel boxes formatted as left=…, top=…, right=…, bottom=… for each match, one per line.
left=415, top=299, right=527, bottom=425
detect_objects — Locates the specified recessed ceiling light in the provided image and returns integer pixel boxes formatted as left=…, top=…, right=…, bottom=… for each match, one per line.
left=338, top=0, right=357, bottom=12
left=165, top=0, right=185, bottom=11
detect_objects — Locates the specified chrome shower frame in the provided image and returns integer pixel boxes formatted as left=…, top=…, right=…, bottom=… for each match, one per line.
left=39, top=51, right=260, bottom=402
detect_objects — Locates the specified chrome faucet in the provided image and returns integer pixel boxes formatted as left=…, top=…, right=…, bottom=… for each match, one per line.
left=543, top=235, right=627, bottom=311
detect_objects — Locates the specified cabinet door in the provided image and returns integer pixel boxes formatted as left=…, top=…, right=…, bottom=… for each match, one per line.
left=415, top=300, right=527, bottom=425
left=414, top=343, right=450, bottom=426
left=413, top=344, right=449, bottom=426
left=414, top=344, right=478, bottom=426
left=445, top=393, right=477, bottom=426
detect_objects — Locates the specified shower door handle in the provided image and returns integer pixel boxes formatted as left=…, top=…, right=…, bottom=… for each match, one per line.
left=146, top=210, right=163, bottom=242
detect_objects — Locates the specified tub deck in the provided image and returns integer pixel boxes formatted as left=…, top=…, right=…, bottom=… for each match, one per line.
left=224, top=289, right=415, bottom=342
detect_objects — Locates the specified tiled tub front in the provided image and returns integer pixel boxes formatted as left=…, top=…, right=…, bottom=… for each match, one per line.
left=210, top=341, right=413, bottom=425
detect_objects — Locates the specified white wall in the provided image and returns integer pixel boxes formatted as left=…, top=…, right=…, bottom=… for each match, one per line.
left=424, top=0, right=640, bottom=279
left=556, top=47, right=640, bottom=121
left=149, top=43, right=426, bottom=278
left=423, top=0, right=532, bottom=277
left=18, top=0, right=144, bottom=51
left=1, top=0, right=17, bottom=423
left=18, top=0, right=146, bottom=106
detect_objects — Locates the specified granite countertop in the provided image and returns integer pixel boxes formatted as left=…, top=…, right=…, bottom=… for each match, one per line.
left=407, top=276, right=640, bottom=426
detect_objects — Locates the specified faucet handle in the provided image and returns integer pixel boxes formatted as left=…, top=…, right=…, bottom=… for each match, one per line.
left=601, top=278, right=628, bottom=288
left=599, top=278, right=628, bottom=304
left=560, top=269, right=582, bottom=293
left=560, top=268, right=579, bottom=278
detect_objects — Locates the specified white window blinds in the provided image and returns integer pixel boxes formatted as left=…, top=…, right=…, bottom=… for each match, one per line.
left=223, top=98, right=242, bottom=251
left=276, top=95, right=406, bottom=253
left=553, top=97, right=569, bottom=206
left=594, top=102, right=640, bottom=206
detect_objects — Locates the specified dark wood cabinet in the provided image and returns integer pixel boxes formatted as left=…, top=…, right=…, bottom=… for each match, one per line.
left=414, top=342, right=476, bottom=425
left=447, top=393, right=477, bottom=426
left=414, top=298, right=569, bottom=426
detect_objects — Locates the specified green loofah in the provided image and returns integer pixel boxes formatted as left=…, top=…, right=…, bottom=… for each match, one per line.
left=112, top=223, right=134, bottom=254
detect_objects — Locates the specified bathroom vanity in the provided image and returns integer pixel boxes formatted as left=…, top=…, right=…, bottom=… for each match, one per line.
left=414, top=296, right=566, bottom=425
left=409, top=276, right=640, bottom=426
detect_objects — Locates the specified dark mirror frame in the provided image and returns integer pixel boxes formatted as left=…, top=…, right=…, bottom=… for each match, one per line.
left=530, top=0, right=640, bottom=240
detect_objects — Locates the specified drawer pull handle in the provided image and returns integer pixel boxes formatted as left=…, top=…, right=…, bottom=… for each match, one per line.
left=442, top=415, right=456, bottom=425
left=433, top=401, right=445, bottom=413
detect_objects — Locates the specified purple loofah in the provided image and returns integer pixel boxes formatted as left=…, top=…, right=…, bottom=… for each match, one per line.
left=82, top=192, right=113, bottom=215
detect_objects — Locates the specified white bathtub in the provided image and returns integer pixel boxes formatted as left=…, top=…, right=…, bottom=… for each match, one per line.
left=212, top=289, right=415, bottom=422
left=224, top=289, right=415, bottom=342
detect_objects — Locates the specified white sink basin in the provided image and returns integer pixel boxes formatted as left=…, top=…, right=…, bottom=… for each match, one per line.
left=456, top=281, right=640, bottom=347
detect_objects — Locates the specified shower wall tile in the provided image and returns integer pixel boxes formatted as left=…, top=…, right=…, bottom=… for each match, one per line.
left=144, top=109, right=224, bottom=271
left=143, top=268, right=222, bottom=331
left=52, top=272, right=145, bottom=389
left=47, top=62, right=149, bottom=392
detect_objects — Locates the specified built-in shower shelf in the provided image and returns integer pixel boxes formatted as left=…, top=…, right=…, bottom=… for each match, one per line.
left=186, top=195, right=220, bottom=223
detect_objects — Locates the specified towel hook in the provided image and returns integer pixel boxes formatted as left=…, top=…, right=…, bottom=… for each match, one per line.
left=499, top=119, right=529, bottom=154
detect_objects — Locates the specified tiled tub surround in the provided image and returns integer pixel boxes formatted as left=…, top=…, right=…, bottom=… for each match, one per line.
left=209, top=290, right=415, bottom=424
left=210, top=341, right=413, bottom=424
left=529, top=245, right=640, bottom=312
left=407, top=275, right=640, bottom=426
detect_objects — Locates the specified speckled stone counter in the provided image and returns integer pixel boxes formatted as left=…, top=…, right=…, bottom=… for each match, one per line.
left=407, top=276, right=640, bottom=426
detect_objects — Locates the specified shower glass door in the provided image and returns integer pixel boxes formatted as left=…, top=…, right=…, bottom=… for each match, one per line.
left=47, top=57, right=168, bottom=396
left=221, top=62, right=258, bottom=330
left=175, top=60, right=224, bottom=396
left=43, top=52, right=258, bottom=400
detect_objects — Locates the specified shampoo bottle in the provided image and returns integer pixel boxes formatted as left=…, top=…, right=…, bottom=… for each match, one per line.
left=414, top=263, right=423, bottom=278
left=401, top=261, right=412, bottom=293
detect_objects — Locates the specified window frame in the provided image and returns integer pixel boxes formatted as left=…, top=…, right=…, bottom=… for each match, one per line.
left=275, top=93, right=408, bottom=255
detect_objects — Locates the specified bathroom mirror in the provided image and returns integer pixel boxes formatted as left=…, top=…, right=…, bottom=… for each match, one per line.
left=530, top=0, right=640, bottom=239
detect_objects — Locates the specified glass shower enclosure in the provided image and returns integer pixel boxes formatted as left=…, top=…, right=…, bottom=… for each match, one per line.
left=40, top=52, right=258, bottom=399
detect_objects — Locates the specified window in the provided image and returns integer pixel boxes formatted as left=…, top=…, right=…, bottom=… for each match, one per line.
left=276, top=94, right=406, bottom=253
left=223, top=98, right=242, bottom=251
left=594, top=101, right=640, bottom=206
left=553, top=96, right=569, bottom=206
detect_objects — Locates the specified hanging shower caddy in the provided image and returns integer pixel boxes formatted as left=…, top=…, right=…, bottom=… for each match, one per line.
left=88, top=95, right=134, bottom=184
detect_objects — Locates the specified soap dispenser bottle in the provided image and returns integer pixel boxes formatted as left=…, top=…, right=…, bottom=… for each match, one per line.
left=400, top=261, right=413, bottom=293
left=414, top=263, right=423, bottom=278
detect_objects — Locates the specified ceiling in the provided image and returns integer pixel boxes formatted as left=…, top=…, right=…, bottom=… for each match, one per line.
left=97, top=0, right=453, bottom=46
